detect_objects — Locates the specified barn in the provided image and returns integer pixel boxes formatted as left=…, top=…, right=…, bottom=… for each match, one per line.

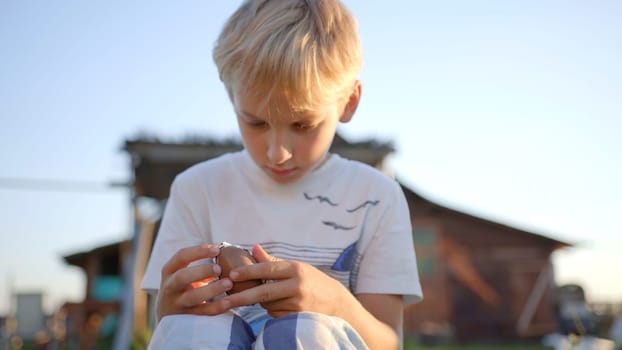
left=404, top=187, right=569, bottom=342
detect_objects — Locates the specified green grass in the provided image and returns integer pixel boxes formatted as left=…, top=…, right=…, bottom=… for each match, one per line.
left=19, top=339, right=563, bottom=350
left=404, top=342, right=552, bottom=350
left=408, top=346, right=551, bottom=350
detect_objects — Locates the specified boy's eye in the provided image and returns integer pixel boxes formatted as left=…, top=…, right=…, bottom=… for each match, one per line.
left=247, top=120, right=268, bottom=128
left=293, top=122, right=314, bottom=131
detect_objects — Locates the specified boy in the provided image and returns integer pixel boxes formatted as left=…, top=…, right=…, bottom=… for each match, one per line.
left=141, top=0, right=422, bottom=349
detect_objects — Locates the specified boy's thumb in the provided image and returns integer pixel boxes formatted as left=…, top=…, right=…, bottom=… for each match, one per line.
left=252, top=243, right=281, bottom=263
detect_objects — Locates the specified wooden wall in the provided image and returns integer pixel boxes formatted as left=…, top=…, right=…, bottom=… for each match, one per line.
left=403, top=188, right=561, bottom=342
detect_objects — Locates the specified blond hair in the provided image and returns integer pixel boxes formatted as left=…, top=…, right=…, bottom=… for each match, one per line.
left=213, top=0, right=362, bottom=111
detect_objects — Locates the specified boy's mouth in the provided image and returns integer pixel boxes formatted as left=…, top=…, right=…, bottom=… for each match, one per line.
left=267, top=166, right=296, bottom=177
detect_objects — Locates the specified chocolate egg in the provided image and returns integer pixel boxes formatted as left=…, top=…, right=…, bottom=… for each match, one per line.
left=217, top=245, right=263, bottom=294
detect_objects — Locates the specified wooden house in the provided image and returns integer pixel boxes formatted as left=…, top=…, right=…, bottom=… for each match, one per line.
left=403, top=189, right=569, bottom=342
left=63, top=134, right=569, bottom=344
left=62, top=241, right=129, bottom=348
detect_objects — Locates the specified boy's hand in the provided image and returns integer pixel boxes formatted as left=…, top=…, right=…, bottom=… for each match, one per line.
left=156, top=244, right=233, bottom=321
left=223, top=244, right=349, bottom=318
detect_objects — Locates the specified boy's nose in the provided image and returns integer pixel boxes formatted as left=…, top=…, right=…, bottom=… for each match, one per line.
left=267, top=136, right=292, bottom=165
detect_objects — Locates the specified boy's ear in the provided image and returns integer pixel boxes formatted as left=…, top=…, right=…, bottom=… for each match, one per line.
left=339, top=80, right=362, bottom=123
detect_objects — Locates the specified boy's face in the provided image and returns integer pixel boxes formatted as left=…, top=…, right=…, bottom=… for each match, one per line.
left=233, top=84, right=360, bottom=184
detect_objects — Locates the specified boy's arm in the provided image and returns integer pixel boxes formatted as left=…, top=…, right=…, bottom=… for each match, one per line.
left=332, top=292, right=402, bottom=350
left=356, top=294, right=404, bottom=350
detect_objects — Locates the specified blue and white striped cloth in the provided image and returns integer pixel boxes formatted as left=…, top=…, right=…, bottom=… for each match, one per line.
left=148, top=311, right=369, bottom=350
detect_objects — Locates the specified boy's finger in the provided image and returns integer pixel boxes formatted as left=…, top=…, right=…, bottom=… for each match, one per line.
left=162, top=292, right=233, bottom=317
left=164, top=263, right=221, bottom=292
left=162, top=244, right=220, bottom=277
left=229, top=259, right=294, bottom=282
left=179, top=278, right=233, bottom=307
left=222, top=280, right=288, bottom=308
left=193, top=298, right=232, bottom=316
left=252, top=243, right=282, bottom=263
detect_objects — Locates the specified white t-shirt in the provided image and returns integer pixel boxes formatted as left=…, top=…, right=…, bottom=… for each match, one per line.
left=141, top=151, right=422, bottom=321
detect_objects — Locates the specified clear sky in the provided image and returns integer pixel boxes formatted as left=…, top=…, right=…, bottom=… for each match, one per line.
left=1, top=1, right=620, bottom=315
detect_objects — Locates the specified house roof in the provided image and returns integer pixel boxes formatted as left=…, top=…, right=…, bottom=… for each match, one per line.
left=63, top=240, right=129, bottom=268
left=122, top=133, right=393, bottom=199
left=400, top=180, right=572, bottom=249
